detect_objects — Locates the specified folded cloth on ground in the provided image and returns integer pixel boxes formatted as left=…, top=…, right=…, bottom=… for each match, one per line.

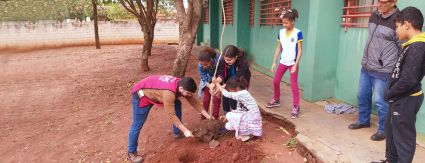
left=324, top=103, right=356, bottom=115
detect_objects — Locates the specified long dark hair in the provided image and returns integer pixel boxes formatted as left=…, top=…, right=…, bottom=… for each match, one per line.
left=223, top=45, right=243, bottom=58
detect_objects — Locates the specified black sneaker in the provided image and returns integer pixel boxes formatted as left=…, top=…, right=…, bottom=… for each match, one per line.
left=371, top=159, right=387, bottom=163
left=266, top=99, right=280, bottom=108
left=348, top=123, right=370, bottom=129
left=371, top=132, right=385, bottom=141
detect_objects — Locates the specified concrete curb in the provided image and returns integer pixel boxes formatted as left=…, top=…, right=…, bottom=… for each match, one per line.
left=259, top=106, right=326, bottom=163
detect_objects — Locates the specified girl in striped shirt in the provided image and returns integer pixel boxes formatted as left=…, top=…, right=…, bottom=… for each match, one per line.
left=213, top=77, right=262, bottom=141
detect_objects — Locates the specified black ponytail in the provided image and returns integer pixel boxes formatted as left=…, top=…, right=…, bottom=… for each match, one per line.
left=282, top=8, right=299, bottom=22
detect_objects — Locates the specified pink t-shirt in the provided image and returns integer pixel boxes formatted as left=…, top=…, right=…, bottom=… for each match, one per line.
left=131, top=75, right=180, bottom=107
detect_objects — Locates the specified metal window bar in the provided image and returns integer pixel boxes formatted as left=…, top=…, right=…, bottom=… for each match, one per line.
left=341, top=0, right=377, bottom=31
left=203, top=6, right=209, bottom=24
left=250, top=0, right=255, bottom=26
left=221, top=0, right=233, bottom=24
left=259, top=0, right=291, bottom=25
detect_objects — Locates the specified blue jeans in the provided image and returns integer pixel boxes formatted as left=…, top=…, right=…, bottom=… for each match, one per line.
left=128, top=94, right=182, bottom=153
left=357, top=69, right=389, bottom=133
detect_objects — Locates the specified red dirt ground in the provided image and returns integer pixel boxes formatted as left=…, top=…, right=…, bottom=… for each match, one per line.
left=0, top=45, right=304, bottom=162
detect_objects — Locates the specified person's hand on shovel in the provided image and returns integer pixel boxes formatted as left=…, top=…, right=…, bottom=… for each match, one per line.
left=219, top=116, right=227, bottom=123
left=211, top=77, right=223, bottom=95
left=213, top=84, right=226, bottom=97
left=209, top=86, right=216, bottom=96
left=213, top=89, right=221, bottom=97
left=212, top=77, right=221, bottom=85
left=207, top=83, right=215, bottom=91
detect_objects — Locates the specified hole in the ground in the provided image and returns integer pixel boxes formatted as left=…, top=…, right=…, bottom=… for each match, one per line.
left=178, top=152, right=198, bottom=163
left=262, top=113, right=297, bottom=136
left=260, top=109, right=321, bottom=163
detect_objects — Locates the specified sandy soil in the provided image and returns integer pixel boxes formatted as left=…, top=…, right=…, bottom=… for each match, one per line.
left=0, top=45, right=304, bottom=163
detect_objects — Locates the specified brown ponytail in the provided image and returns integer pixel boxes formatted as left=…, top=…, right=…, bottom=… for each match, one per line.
left=282, top=8, right=299, bottom=21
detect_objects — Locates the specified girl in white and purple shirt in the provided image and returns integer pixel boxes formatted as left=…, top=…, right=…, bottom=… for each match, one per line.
left=213, top=77, right=262, bottom=142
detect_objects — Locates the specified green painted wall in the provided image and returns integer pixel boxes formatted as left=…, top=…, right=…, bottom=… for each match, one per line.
left=216, top=0, right=251, bottom=50
left=209, top=0, right=219, bottom=48
left=196, top=13, right=204, bottom=45
left=290, top=0, right=311, bottom=90
left=217, top=0, right=236, bottom=49
left=234, top=0, right=250, bottom=51
left=398, top=0, right=425, bottom=13
left=334, top=28, right=368, bottom=106
left=300, top=0, right=343, bottom=101
left=202, top=24, right=210, bottom=45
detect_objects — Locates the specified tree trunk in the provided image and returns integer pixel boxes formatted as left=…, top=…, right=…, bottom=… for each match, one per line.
left=172, top=32, right=196, bottom=77
left=118, top=0, right=159, bottom=72
left=91, top=0, right=101, bottom=49
left=147, top=27, right=154, bottom=56
left=141, top=30, right=153, bottom=71
left=172, top=0, right=202, bottom=77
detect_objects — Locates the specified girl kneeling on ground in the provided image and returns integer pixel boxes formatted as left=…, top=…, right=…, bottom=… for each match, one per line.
left=213, top=77, right=262, bottom=141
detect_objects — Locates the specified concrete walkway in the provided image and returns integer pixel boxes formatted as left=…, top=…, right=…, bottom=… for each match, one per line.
left=249, top=69, right=425, bottom=163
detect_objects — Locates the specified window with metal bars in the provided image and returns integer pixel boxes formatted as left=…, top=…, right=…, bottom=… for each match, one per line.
left=250, top=0, right=255, bottom=26
left=259, top=0, right=291, bottom=25
left=341, top=0, right=377, bottom=31
left=203, top=6, right=209, bottom=24
left=221, top=0, right=233, bottom=24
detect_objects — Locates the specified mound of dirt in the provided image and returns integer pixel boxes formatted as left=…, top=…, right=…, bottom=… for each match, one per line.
left=192, top=119, right=223, bottom=143
left=147, top=138, right=265, bottom=163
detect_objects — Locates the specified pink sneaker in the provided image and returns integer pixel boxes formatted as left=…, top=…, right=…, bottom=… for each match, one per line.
left=266, top=99, right=280, bottom=108
left=291, top=105, right=300, bottom=119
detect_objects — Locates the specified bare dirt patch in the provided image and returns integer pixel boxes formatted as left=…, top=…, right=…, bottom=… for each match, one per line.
left=0, top=45, right=305, bottom=162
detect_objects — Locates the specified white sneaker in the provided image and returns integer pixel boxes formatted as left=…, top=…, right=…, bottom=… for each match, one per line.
left=237, top=135, right=252, bottom=142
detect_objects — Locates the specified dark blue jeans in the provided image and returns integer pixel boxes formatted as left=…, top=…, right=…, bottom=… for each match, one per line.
left=127, top=94, right=182, bottom=153
left=357, top=69, right=389, bottom=133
